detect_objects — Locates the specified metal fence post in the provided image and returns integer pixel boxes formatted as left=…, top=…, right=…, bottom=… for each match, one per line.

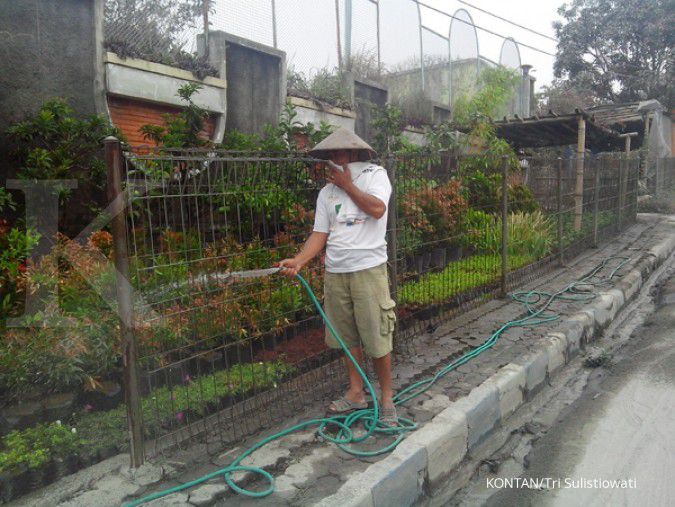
left=655, top=157, right=661, bottom=197
left=632, top=154, right=640, bottom=221
left=271, top=0, right=278, bottom=48
left=387, top=155, right=398, bottom=303
left=202, top=0, right=210, bottom=56
left=104, top=137, right=145, bottom=468
left=500, top=156, right=509, bottom=297
left=618, top=155, right=625, bottom=231
left=592, top=155, right=601, bottom=248
left=556, top=157, right=565, bottom=266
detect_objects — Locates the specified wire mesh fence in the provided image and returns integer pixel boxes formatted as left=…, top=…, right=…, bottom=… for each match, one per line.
left=106, top=145, right=640, bottom=459
left=646, top=157, right=675, bottom=196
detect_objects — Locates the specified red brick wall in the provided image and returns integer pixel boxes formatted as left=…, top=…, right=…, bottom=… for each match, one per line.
left=107, top=95, right=216, bottom=147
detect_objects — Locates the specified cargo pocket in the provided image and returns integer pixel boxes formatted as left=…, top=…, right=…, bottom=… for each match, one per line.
left=379, top=299, right=397, bottom=336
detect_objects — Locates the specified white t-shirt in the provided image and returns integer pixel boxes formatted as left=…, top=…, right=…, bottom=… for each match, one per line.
left=313, top=162, right=392, bottom=273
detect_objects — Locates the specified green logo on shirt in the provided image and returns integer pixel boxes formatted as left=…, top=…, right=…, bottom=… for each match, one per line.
left=335, top=203, right=342, bottom=215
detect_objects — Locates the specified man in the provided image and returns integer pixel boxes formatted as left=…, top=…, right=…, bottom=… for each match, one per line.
left=279, top=128, right=397, bottom=425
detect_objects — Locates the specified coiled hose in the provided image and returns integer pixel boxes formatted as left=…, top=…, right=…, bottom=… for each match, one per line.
left=124, top=256, right=629, bottom=506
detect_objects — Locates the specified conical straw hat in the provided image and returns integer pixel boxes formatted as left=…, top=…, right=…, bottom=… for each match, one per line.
left=309, top=127, right=377, bottom=159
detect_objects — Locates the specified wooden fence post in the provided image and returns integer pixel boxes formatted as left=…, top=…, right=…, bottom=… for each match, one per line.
left=500, top=156, right=509, bottom=297
left=104, top=136, right=145, bottom=468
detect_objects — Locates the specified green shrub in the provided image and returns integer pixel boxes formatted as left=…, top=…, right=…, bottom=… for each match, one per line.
left=75, top=360, right=295, bottom=452
left=0, top=225, right=40, bottom=321
left=0, top=359, right=295, bottom=473
left=1, top=238, right=122, bottom=399
left=0, top=422, right=83, bottom=473
left=401, top=180, right=468, bottom=246
left=463, top=170, right=501, bottom=213
left=6, top=99, right=121, bottom=234
left=399, top=254, right=534, bottom=305
left=140, top=83, right=209, bottom=148
left=461, top=210, right=554, bottom=259
left=509, top=184, right=540, bottom=213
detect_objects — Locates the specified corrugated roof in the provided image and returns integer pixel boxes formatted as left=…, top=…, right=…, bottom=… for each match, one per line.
left=587, top=102, right=644, bottom=128
left=492, top=109, right=624, bottom=151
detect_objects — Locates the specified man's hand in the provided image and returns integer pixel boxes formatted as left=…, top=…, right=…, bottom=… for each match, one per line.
left=327, top=163, right=353, bottom=190
left=278, top=257, right=303, bottom=279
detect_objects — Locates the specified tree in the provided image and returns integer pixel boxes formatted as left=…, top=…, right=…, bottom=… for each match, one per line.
left=452, top=67, right=520, bottom=127
left=536, top=75, right=600, bottom=114
left=554, top=0, right=674, bottom=107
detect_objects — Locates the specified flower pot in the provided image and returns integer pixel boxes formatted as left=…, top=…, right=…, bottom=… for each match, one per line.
left=421, top=251, right=432, bottom=272
left=12, top=465, right=30, bottom=497
left=430, top=247, right=447, bottom=271
left=410, top=252, right=430, bottom=274
left=28, top=465, right=49, bottom=491
left=0, top=471, right=15, bottom=502
left=196, top=350, right=223, bottom=371
left=52, top=454, right=79, bottom=480
left=446, top=244, right=463, bottom=262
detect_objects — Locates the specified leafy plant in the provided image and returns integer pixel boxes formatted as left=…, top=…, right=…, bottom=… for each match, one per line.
left=140, top=83, right=209, bottom=148
left=307, top=68, right=352, bottom=109
left=399, top=253, right=534, bottom=305
left=509, top=184, right=540, bottom=213
left=415, top=180, right=468, bottom=244
left=219, top=103, right=334, bottom=152
left=453, top=67, right=520, bottom=128
left=425, top=122, right=461, bottom=152
left=452, top=67, right=521, bottom=176
left=371, top=104, right=406, bottom=156
left=461, top=210, right=554, bottom=259
left=1, top=238, right=122, bottom=399
left=0, top=422, right=83, bottom=473
left=75, top=359, right=296, bottom=452
left=6, top=99, right=120, bottom=234
left=287, top=65, right=309, bottom=93
left=0, top=226, right=39, bottom=321
left=0, top=188, right=15, bottom=212
left=463, top=170, right=502, bottom=213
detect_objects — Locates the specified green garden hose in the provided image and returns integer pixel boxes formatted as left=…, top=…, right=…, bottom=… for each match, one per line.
left=124, top=256, right=629, bottom=506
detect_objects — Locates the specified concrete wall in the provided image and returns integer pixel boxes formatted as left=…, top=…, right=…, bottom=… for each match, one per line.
left=105, top=53, right=227, bottom=114
left=288, top=96, right=356, bottom=131
left=104, top=52, right=226, bottom=145
left=352, top=78, right=388, bottom=144
left=199, top=31, right=286, bottom=135
left=0, top=0, right=105, bottom=161
left=384, top=57, right=537, bottom=120
left=403, top=127, right=427, bottom=146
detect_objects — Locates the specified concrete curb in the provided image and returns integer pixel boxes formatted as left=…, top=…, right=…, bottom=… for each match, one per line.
left=317, top=228, right=675, bottom=507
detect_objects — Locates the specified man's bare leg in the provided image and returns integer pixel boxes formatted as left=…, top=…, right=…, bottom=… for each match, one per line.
left=372, top=353, right=394, bottom=409
left=341, top=346, right=366, bottom=403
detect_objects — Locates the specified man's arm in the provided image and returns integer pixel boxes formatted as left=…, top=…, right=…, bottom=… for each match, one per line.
left=278, top=231, right=328, bottom=278
left=342, top=183, right=386, bottom=219
left=328, top=166, right=386, bottom=219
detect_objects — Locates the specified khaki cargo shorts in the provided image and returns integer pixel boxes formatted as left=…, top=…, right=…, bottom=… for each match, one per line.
left=323, top=263, right=396, bottom=358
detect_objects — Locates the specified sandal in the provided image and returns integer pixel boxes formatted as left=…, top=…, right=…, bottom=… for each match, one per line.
left=327, top=396, right=368, bottom=414
left=379, top=406, right=398, bottom=427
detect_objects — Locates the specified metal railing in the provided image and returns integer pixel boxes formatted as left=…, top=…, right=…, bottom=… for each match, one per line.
left=105, top=143, right=639, bottom=461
